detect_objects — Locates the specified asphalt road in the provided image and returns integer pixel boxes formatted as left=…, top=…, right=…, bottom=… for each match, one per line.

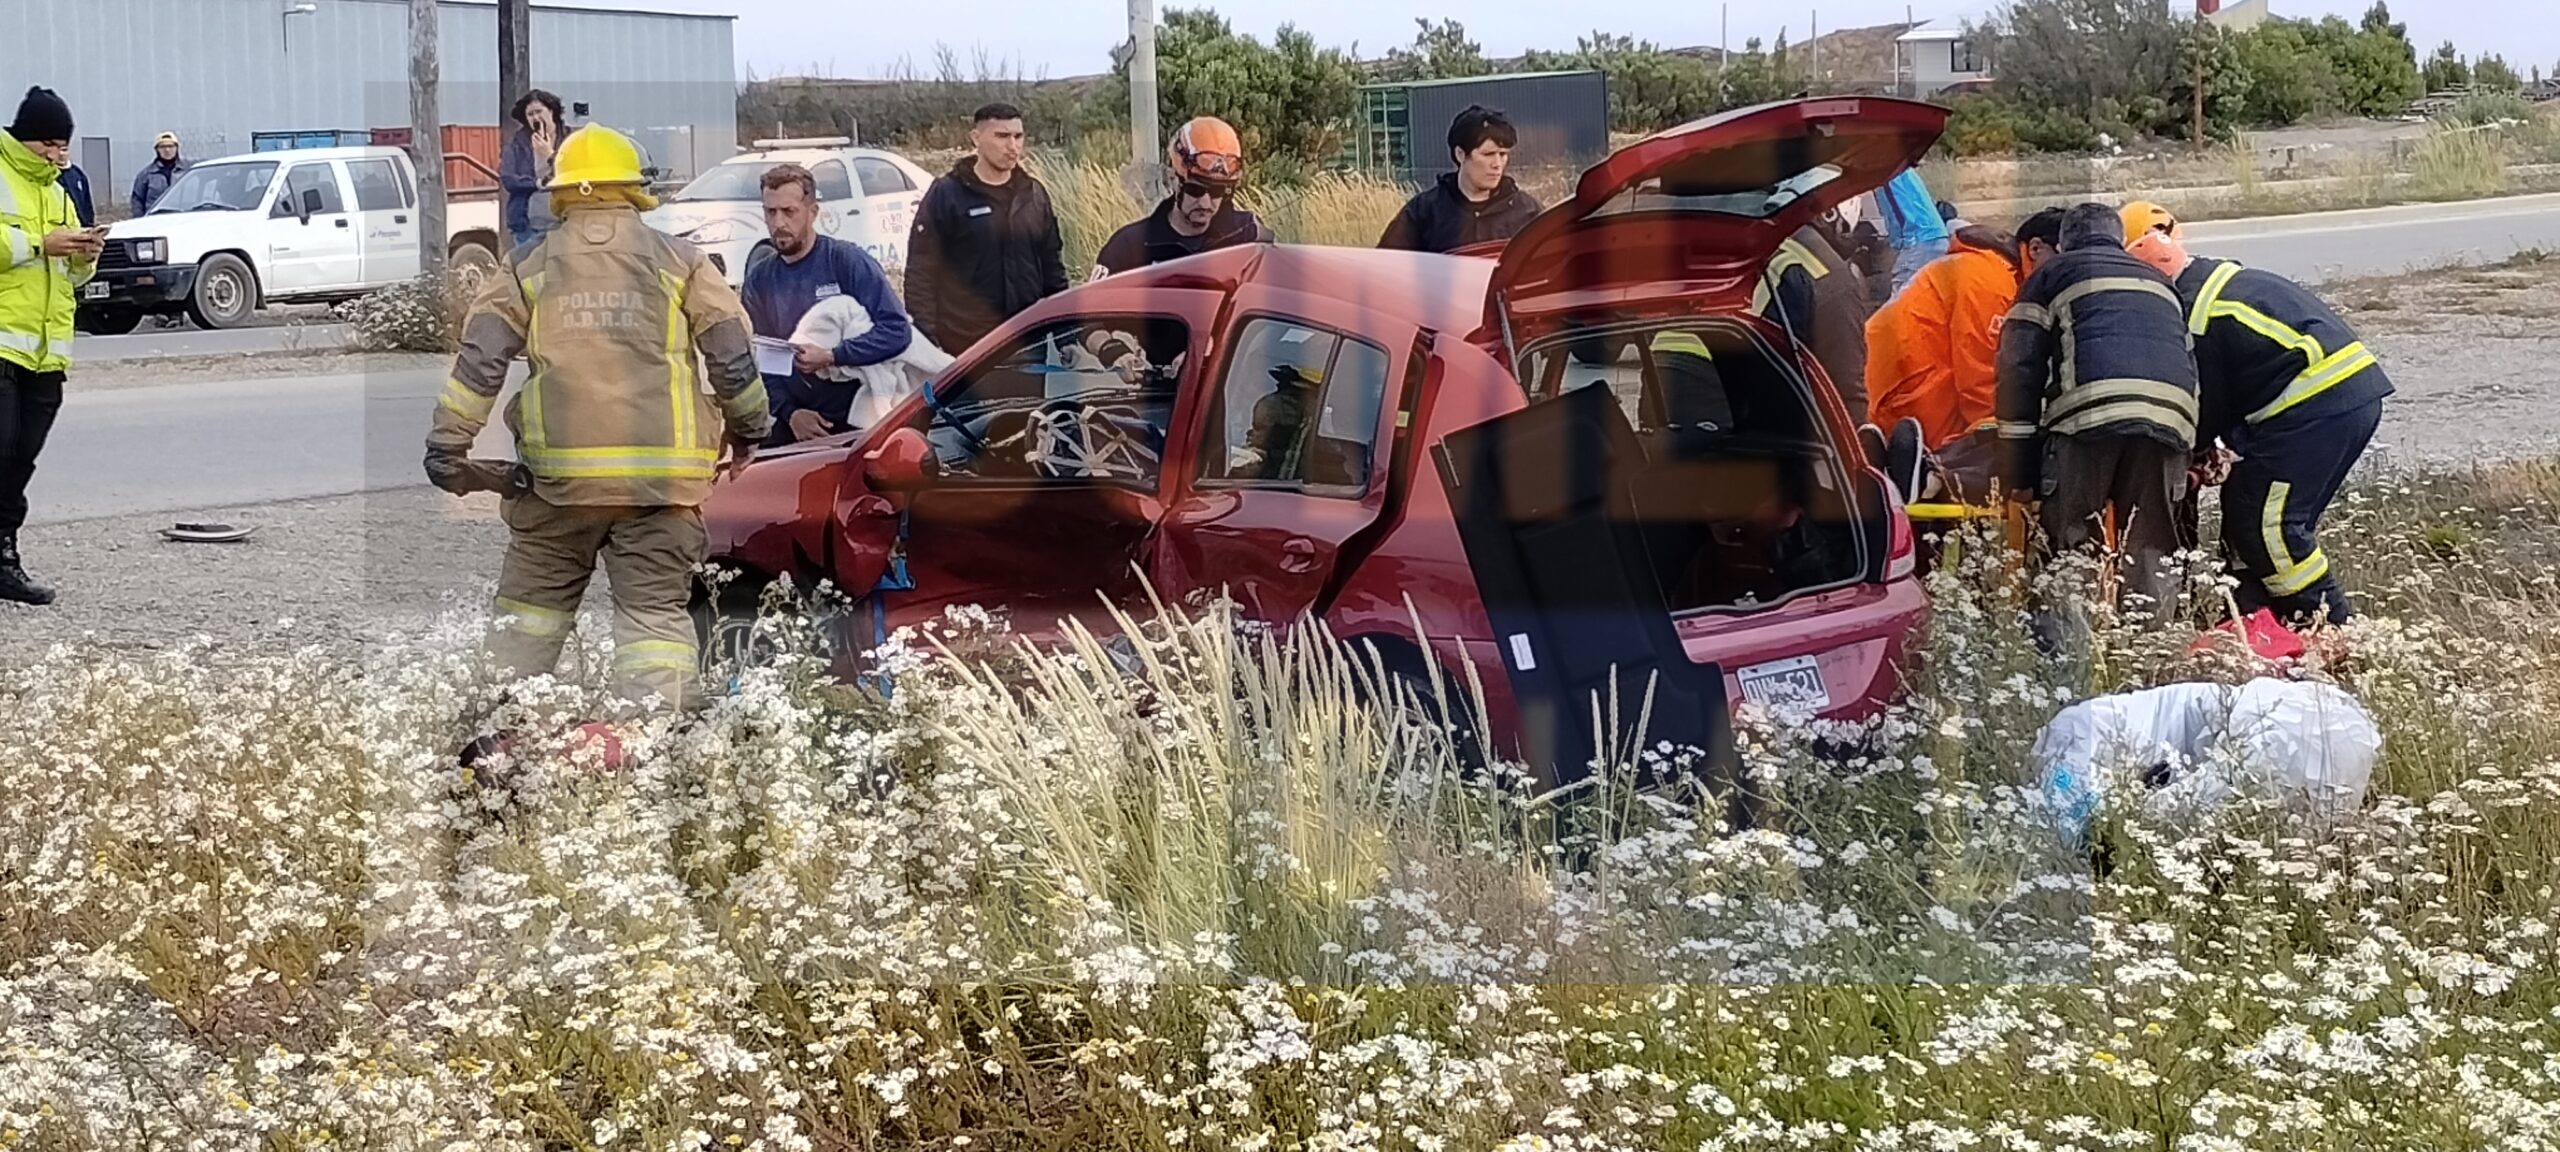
left=28, top=194, right=2560, bottom=524
left=2187, top=193, right=2560, bottom=283
left=28, top=368, right=515, bottom=525
left=80, top=322, right=349, bottom=363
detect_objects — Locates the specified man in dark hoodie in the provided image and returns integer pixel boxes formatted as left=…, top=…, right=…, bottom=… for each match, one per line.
left=1995, top=202, right=2201, bottom=623
left=904, top=103, right=1070, bottom=355
left=1376, top=105, right=1543, bottom=254
left=1091, top=116, right=1272, bottom=279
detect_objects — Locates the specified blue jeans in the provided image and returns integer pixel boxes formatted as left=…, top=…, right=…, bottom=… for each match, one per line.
left=1890, top=236, right=1952, bottom=297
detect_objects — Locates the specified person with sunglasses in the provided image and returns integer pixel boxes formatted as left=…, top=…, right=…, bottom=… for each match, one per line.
left=1090, top=117, right=1273, bottom=281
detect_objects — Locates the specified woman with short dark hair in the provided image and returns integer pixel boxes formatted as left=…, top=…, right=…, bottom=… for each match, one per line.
left=500, top=88, right=568, bottom=247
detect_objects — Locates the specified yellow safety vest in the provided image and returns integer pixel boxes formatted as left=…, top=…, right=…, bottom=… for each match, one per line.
left=0, top=134, right=93, bottom=375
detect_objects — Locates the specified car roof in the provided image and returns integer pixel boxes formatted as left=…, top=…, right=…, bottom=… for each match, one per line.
left=1102, top=244, right=1493, bottom=337
left=198, top=146, right=402, bottom=166
left=723, top=147, right=915, bottom=168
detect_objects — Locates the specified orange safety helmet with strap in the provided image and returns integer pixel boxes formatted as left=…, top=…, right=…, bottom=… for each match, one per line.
left=2120, top=199, right=2190, bottom=279
left=1168, top=117, right=1246, bottom=193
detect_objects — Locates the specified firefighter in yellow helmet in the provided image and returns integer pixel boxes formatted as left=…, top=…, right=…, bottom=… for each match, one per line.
left=425, top=124, right=771, bottom=710
left=2121, top=199, right=2391, bottom=626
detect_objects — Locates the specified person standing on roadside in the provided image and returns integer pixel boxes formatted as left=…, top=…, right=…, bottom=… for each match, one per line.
left=1876, top=168, right=1953, bottom=297
left=1376, top=105, right=1544, bottom=254
left=903, top=103, right=1068, bottom=356
left=742, top=164, right=919, bottom=446
left=0, top=87, right=101, bottom=606
left=58, top=163, right=93, bottom=228
left=426, top=125, right=769, bottom=712
left=500, top=89, right=566, bottom=248
left=132, top=132, right=189, bottom=217
left=1091, top=117, right=1272, bottom=279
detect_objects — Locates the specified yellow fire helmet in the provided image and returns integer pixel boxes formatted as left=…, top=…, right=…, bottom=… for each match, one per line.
left=2119, top=199, right=2183, bottom=244
left=2119, top=199, right=2190, bottom=278
left=547, top=124, right=648, bottom=191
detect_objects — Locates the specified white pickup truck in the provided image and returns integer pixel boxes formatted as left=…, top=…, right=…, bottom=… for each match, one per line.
left=81, top=145, right=504, bottom=333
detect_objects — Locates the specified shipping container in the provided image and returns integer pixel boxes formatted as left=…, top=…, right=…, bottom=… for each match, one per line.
left=371, top=125, right=507, bottom=193
left=1352, top=71, right=1610, bottom=184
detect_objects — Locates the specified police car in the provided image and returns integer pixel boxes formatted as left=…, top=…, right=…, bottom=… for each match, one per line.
left=643, top=138, right=933, bottom=286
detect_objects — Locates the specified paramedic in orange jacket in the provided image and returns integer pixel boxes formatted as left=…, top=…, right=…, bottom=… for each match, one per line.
left=1863, top=218, right=2061, bottom=450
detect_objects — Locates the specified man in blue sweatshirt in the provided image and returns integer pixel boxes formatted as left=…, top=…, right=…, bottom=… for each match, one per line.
left=1875, top=168, right=1952, bottom=298
left=741, top=163, right=914, bottom=446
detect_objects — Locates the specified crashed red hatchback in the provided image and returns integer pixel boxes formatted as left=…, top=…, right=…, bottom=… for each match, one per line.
left=699, top=97, right=1946, bottom=743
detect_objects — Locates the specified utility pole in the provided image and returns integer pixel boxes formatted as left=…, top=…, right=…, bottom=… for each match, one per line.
left=498, top=0, right=531, bottom=121
left=411, top=0, right=446, bottom=276
left=2190, top=16, right=2208, bottom=147
left=1812, top=10, right=1821, bottom=86
left=1129, top=0, right=1160, bottom=194
left=1720, top=5, right=1729, bottom=82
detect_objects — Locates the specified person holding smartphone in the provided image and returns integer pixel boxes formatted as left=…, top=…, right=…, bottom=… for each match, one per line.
left=1, top=87, right=101, bottom=605
left=501, top=89, right=566, bottom=248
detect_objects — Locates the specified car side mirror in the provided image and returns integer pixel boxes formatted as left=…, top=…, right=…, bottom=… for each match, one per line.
left=297, top=188, right=321, bottom=223
left=860, top=426, right=936, bottom=493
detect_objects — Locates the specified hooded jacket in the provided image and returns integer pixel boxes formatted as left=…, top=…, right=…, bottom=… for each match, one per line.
left=1375, top=173, right=1543, bottom=254
left=132, top=154, right=189, bottom=218
left=903, top=159, right=1070, bottom=356
left=1865, top=225, right=2020, bottom=448
left=0, top=132, right=95, bottom=375
left=1091, top=195, right=1272, bottom=278
left=1995, top=205, right=2200, bottom=478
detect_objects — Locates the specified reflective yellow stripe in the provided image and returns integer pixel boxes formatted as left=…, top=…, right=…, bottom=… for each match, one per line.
left=493, top=597, right=575, bottom=638
left=615, top=638, right=697, bottom=671
left=1, top=225, right=29, bottom=270
left=438, top=378, right=497, bottom=422
left=2051, top=276, right=2181, bottom=313
left=1748, top=238, right=1827, bottom=315
left=2247, top=343, right=2375, bottom=425
left=532, top=445, right=719, bottom=460
left=1650, top=330, right=1713, bottom=358
left=2004, top=302, right=2052, bottom=329
left=2209, top=300, right=2324, bottom=364
left=2187, top=261, right=2244, bottom=335
left=2260, top=480, right=2331, bottom=596
left=658, top=268, right=694, bottom=452
left=521, top=294, right=547, bottom=454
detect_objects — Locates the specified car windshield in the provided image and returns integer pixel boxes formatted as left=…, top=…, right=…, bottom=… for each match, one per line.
left=148, top=162, right=279, bottom=214
left=671, top=162, right=784, bottom=202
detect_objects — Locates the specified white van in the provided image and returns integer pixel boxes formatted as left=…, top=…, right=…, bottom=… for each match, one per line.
left=83, top=145, right=504, bottom=332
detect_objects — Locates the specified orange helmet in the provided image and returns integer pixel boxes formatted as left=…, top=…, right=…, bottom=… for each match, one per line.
left=2120, top=199, right=2189, bottom=278
left=1168, top=116, right=1246, bottom=193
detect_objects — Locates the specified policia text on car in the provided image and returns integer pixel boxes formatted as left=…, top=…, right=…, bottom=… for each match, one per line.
left=425, top=124, right=772, bottom=712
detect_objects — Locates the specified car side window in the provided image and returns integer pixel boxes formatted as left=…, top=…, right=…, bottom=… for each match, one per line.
left=1204, top=317, right=1390, bottom=494
left=273, top=162, right=345, bottom=217
left=855, top=157, right=915, bottom=196
left=348, top=159, right=404, bottom=212
left=919, top=315, right=1189, bottom=489
left=812, top=160, right=857, bottom=203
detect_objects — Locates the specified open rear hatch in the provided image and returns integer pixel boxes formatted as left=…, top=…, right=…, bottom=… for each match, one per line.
left=1484, top=96, right=1948, bottom=357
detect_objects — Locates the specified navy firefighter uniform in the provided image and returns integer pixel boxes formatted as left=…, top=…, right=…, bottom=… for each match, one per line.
left=2176, top=256, right=2392, bottom=625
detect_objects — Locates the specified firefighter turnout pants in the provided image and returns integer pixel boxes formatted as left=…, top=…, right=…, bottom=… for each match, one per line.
left=489, top=493, right=705, bottom=710
left=2221, top=400, right=2381, bottom=626
left=2039, top=432, right=2189, bottom=623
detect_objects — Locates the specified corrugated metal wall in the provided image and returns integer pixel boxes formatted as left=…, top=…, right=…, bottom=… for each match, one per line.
left=1398, top=73, right=1611, bottom=184
left=1, top=0, right=735, bottom=201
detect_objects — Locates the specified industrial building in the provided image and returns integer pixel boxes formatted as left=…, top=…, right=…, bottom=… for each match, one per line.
left=1, top=0, right=737, bottom=211
left=1350, top=71, right=1611, bottom=183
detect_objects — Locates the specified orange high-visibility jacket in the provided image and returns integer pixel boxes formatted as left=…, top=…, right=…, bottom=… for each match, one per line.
left=1864, top=227, right=2021, bottom=448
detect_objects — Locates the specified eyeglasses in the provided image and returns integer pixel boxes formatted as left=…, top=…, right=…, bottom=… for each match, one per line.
left=1178, top=183, right=1229, bottom=203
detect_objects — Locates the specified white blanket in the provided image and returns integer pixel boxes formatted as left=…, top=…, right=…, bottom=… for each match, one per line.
left=789, top=294, right=955, bottom=432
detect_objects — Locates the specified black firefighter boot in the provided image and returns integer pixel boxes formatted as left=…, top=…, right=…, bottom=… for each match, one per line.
left=0, top=535, right=56, bottom=606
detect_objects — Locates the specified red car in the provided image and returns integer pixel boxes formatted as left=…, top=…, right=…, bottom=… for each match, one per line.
left=700, top=97, right=1943, bottom=746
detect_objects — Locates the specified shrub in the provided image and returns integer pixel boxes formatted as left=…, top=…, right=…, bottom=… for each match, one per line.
left=2410, top=125, right=2511, bottom=200
left=334, top=272, right=469, bottom=353
left=2437, top=90, right=2537, bottom=127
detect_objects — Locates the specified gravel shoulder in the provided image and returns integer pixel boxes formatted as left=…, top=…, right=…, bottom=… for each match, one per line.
left=5, top=257, right=2553, bottom=663
left=70, top=350, right=446, bottom=393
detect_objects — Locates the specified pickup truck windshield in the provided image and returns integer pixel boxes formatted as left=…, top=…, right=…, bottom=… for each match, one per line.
left=148, top=162, right=281, bottom=215
left=670, top=162, right=783, bottom=202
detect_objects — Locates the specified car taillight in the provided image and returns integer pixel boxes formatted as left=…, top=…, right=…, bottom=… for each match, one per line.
left=1884, top=498, right=1917, bottom=582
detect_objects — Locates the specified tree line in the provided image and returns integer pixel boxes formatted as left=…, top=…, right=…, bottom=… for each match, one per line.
left=738, top=0, right=2552, bottom=168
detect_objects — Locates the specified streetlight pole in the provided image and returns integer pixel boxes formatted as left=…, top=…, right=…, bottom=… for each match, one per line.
left=410, top=0, right=446, bottom=276
left=1129, top=0, right=1159, bottom=194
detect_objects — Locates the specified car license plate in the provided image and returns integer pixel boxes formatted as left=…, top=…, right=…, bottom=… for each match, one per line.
left=1737, top=654, right=1831, bottom=711
left=82, top=282, right=108, bottom=300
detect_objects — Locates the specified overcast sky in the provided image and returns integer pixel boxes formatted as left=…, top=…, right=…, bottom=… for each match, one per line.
left=631, top=0, right=2550, bottom=82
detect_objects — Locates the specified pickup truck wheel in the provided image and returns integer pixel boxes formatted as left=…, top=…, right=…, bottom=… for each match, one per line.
left=186, top=254, right=258, bottom=329
left=449, top=240, right=499, bottom=296
left=77, top=308, right=142, bottom=336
